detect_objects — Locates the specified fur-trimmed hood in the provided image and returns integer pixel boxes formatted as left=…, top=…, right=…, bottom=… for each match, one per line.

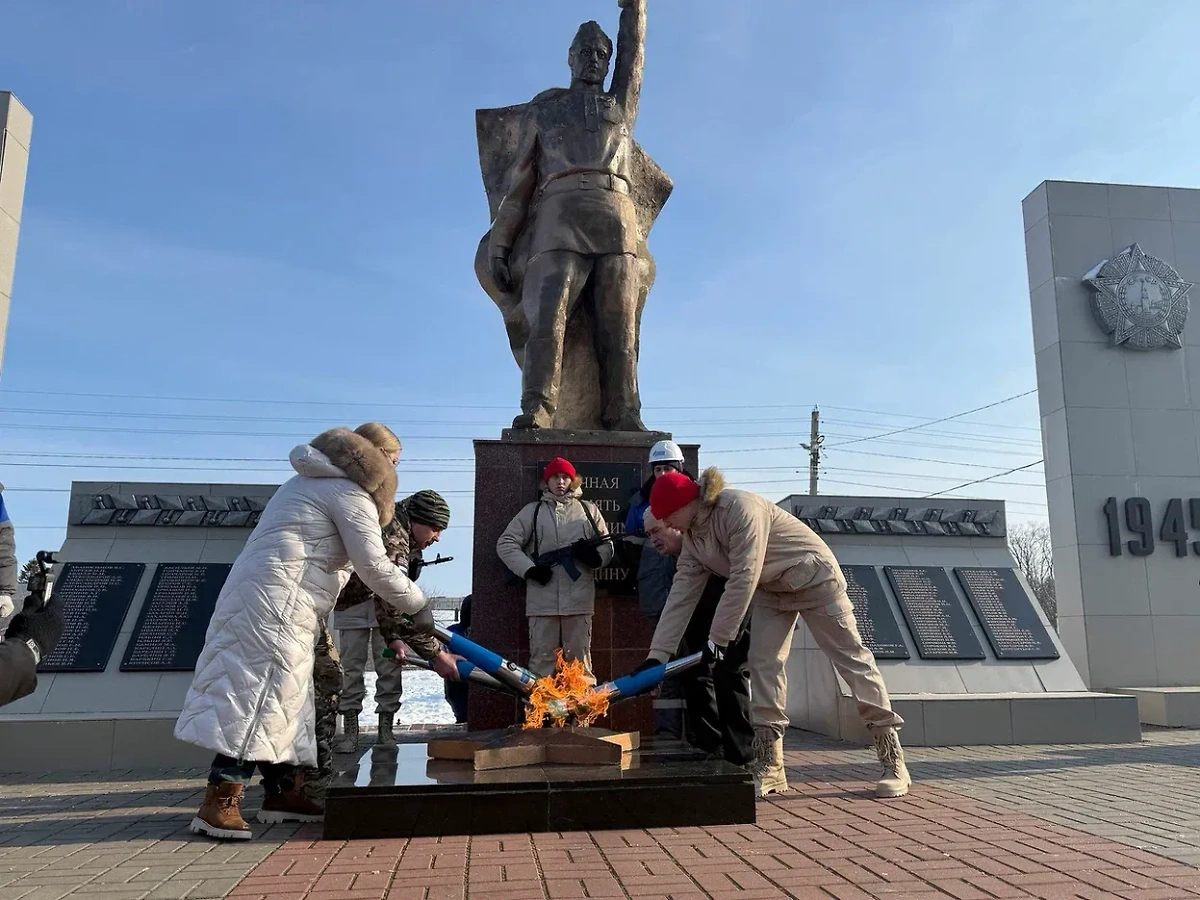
left=540, top=475, right=584, bottom=503
left=698, top=467, right=725, bottom=506
left=289, top=428, right=398, bottom=526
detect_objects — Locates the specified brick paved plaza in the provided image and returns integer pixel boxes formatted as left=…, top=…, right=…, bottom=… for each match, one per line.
left=5, top=728, right=1200, bottom=900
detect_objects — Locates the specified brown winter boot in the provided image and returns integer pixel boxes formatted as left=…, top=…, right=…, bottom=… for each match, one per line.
left=190, top=782, right=252, bottom=841
left=376, top=712, right=397, bottom=749
left=873, top=727, right=911, bottom=799
left=256, top=771, right=325, bottom=824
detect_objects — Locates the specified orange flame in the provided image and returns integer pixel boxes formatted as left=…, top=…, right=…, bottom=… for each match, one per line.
left=522, top=649, right=612, bottom=729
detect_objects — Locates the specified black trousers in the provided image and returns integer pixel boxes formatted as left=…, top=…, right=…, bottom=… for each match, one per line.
left=676, top=577, right=755, bottom=766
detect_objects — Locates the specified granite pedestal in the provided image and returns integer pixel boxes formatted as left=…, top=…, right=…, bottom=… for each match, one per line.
left=468, top=430, right=698, bottom=734
left=322, top=738, right=755, bottom=839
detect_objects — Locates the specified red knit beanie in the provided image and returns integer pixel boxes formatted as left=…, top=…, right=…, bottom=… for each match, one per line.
left=650, top=471, right=700, bottom=520
left=543, top=457, right=577, bottom=482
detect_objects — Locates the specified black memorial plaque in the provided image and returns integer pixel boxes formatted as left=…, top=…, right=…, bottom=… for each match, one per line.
left=842, top=566, right=910, bottom=659
left=537, top=460, right=642, bottom=594
left=883, top=566, right=985, bottom=660
left=121, top=564, right=233, bottom=671
left=38, top=562, right=146, bottom=673
left=953, top=567, right=1059, bottom=660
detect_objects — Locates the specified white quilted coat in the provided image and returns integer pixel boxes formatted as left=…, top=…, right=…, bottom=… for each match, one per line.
left=174, top=443, right=425, bottom=766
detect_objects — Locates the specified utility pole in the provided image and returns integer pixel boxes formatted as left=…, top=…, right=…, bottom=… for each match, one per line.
left=801, top=406, right=823, bottom=495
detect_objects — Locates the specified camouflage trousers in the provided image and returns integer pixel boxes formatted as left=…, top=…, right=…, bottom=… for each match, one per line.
left=304, top=620, right=343, bottom=805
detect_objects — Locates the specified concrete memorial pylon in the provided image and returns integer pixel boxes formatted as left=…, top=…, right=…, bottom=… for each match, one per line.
left=0, top=92, right=32, bottom=374
left=1024, top=180, right=1200, bottom=726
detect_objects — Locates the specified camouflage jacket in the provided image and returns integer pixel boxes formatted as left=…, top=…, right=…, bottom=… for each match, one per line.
left=333, top=503, right=442, bottom=659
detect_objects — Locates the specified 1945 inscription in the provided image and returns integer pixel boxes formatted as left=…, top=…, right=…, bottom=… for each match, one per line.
left=1102, top=497, right=1200, bottom=558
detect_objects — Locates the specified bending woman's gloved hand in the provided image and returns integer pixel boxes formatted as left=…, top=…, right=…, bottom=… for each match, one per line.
left=7, top=601, right=65, bottom=661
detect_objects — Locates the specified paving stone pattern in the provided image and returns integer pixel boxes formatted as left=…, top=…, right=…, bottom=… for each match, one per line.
left=4, top=728, right=1200, bottom=900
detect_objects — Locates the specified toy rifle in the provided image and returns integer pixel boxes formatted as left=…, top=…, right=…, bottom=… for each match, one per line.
left=531, top=533, right=627, bottom=582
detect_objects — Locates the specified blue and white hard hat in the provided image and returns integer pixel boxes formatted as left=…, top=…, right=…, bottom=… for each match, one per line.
left=648, top=440, right=684, bottom=467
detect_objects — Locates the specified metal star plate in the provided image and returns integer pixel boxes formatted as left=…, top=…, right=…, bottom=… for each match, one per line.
left=1083, top=243, right=1192, bottom=350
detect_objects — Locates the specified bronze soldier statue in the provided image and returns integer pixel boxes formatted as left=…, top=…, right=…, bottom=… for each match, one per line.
left=475, top=0, right=672, bottom=432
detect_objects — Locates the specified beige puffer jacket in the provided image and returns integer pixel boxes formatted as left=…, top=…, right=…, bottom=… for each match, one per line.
left=497, top=481, right=613, bottom=617
left=649, top=467, right=846, bottom=660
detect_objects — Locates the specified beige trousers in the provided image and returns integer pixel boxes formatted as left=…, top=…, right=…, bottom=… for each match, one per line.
left=528, top=614, right=594, bottom=685
left=750, top=588, right=902, bottom=738
left=337, top=628, right=404, bottom=716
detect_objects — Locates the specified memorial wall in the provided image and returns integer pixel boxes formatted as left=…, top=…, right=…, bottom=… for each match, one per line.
left=0, top=482, right=278, bottom=771
left=778, top=494, right=1138, bottom=745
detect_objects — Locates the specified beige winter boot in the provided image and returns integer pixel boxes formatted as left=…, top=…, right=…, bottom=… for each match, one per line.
left=750, top=726, right=788, bottom=798
left=873, top=727, right=911, bottom=799
left=376, top=712, right=397, bottom=749
left=333, top=715, right=358, bottom=753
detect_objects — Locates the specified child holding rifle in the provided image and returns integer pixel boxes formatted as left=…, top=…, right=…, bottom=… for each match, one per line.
left=497, top=457, right=612, bottom=684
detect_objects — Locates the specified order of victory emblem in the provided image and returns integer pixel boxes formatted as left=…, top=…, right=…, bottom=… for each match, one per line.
left=1082, top=243, right=1192, bottom=350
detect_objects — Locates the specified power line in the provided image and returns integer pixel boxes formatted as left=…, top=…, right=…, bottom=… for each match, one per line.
left=824, top=390, right=1038, bottom=449
left=831, top=447, right=1044, bottom=470
left=824, top=405, right=1041, bottom=433
left=822, top=418, right=1041, bottom=448
left=0, top=451, right=473, bottom=463
left=813, top=477, right=1048, bottom=509
left=0, top=404, right=1048, bottom=438
left=2, top=387, right=1045, bottom=426
left=923, top=460, right=1046, bottom=498
left=0, top=422, right=1046, bottom=458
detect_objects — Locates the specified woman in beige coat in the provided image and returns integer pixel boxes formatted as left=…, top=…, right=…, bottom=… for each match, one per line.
left=643, top=467, right=910, bottom=801
left=497, top=457, right=613, bottom=684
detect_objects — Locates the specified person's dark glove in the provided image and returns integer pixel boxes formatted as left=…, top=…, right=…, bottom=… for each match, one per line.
left=571, top=540, right=604, bottom=568
left=408, top=557, right=424, bottom=582
left=525, top=564, right=553, bottom=586
left=633, top=658, right=661, bottom=674
left=702, top=640, right=727, bottom=669
left=7, top=602, right=65, bottom=660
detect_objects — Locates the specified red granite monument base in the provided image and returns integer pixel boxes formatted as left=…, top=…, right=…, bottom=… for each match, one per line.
left=468, top=429, right=699, bottom=733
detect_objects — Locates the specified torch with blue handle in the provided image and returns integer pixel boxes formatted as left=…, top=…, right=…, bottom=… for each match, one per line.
left=383, top=650, right=515, bottom=695
left=391, top=617, right=707, bottom=722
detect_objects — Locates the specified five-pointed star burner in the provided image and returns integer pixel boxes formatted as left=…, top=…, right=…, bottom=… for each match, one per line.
left=427, top=726, right=640, bottom=771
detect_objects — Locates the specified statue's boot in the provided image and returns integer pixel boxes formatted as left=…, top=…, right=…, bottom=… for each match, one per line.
left=605, top=410, right=647, bottom=432
left=514, top=338, right=560, bottom=429
left=512, top=409, right=553, bottom=430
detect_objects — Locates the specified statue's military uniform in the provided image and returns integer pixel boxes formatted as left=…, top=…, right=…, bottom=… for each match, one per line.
left=487, top=2, right=649, bottom=430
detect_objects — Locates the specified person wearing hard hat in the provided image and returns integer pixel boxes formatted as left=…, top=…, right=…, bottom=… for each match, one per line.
left=639, top=467, right=910, bottom=801
left=623, top=440, right=689, bottom=737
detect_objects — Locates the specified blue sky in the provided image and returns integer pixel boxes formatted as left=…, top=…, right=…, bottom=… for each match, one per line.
left=2, top=0, right=1198, bottom=595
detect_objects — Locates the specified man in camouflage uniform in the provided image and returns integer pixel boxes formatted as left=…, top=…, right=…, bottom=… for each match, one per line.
left=303, top=491, right=456, bottom=806
left=303, top=621, right=344, bottom=807
left=311, top=492, right=456, bottom=784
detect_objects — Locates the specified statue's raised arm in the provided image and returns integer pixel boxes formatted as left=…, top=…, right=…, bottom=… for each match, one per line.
left=611, top=0, right=646, bottom=123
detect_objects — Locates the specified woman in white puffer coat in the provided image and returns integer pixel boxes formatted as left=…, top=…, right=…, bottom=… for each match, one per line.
left=175, top=423, right=427, bottom=841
